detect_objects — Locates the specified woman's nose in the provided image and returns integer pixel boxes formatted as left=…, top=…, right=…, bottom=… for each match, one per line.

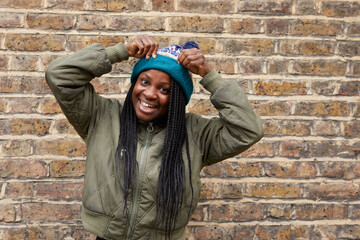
left=143, top=87, right=157, bottom=99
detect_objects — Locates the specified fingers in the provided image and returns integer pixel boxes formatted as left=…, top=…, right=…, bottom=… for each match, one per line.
left=126, top=35, right=159, bottom=59
left=178, top=48, right=212, bottom=77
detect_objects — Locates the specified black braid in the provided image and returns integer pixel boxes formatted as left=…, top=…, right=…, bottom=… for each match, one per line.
left=115, top=78, right=193, bottom=238
left=156, top=79, right=193, bottom=239
left=115, top=82, right=137, bottom=215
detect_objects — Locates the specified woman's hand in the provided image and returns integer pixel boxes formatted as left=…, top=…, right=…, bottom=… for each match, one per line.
left=178, top=48, right=212, bottom=77
left=124, top=35, right=159, bottom=59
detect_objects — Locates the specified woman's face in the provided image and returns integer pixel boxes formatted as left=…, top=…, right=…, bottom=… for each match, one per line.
left=132, top=69, right=171, bottom=122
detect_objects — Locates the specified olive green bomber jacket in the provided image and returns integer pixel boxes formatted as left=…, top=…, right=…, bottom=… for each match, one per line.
left=45, top=43, right=263, bottom=240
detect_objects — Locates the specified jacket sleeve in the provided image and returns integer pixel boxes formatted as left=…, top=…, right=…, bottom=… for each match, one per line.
left=189, top=69, right=264, bottom=167
left=45, top=43, right=129, bottom=140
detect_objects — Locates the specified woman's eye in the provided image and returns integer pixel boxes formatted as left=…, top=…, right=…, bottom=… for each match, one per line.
left=160, top=87, right=170, bottom=94
left=141, top=79, right=149, bottom=85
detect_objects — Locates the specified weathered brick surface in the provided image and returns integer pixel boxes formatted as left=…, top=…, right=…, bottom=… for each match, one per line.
left=1, top=1, right=359, bottom=239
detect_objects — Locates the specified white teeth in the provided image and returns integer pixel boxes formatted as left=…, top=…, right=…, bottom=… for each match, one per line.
left=140, top=100, right=156, bottom=108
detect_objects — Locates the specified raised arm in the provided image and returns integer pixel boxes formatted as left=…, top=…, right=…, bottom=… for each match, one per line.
left=178, top=48, right=264, bottom=167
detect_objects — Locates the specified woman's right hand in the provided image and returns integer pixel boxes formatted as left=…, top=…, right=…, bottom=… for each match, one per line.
left=124, top=35, right=159, bottom=60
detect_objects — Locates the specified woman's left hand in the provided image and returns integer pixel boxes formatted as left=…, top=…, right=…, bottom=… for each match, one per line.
left=178, top=48, right=212, bottom=77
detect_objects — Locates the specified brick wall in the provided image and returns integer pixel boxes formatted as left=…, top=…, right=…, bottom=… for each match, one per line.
left=0, top=0, right=359, bottom=239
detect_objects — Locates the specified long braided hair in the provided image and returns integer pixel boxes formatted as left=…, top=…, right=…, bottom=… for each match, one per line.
left=115, top=76, right=193, bottom=238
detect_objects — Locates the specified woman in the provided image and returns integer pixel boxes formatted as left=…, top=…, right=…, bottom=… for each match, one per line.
left=46, top=35, right=263, bottom=240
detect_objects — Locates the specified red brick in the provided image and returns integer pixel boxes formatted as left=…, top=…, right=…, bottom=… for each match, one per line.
left=339, top=81, right=360, bottom=96
left=0, top=13, right=23, bottom=28
left=306, top=183, right=360, bottom=200
left=54, top=119, right=77, bottom=135
left=246, top=183, right=303, bottom=198
left=0, top=99, right=6, bottom=112
left=6, top=182, right=34, bottom=199
left=22, top=203, right=81, bottom=222
left=7, top=97, right=40, bottom=113
left=338, top=42, right=360, bottom=57
left=353, top=61, right=360, bottom=77
left=201, top=161, right=261, bottom=178
left=26, top=14, right=74, bottom=30
left=236, top=59, right=262, bottom=74
left=0, top=225, right=95, bottom=240
left=0, top=0, right=43, bottom=9
left=311, top=81, right=337, bottom=96
left=34, top=138, right=86, bottom=157
left=0, top=76, right=50, bottom=94
left=295, top=1, right=319, bottom=15
left=223, top=39, right=274, bottom=56
left=47, top=0, right=85, bottom=10
left=268, top=59, right=290, bottom=74
left=264, top=19, right=289, bottom=35
left=178, top=0, right=235, bottom=14
left=39, top=97, right=62, bottom=114
left=338, top=225, right=360, bottom=239
left=319, top=162, right=360, bottom=179
left=92, top=77, right=124, bottom=94
left=200, top=181, right=243, bottom=200
left=343, top=121, right=360, bottom=138
left=77, top=15, right=106, bottom=30
left=266, top=204, right=292, bottom=220
left=0, top=55, right=9, bottom=70
left=279, top=40, right=335, bottom=56
left=263, top=120, right=310, bottom=136
left=40, top=53, right=62, bottom=71
left=10, top=55, right=39, bottom=71
left=34, top=182, right=82, bottom=200
left=229, top=18, right=262, bottom=34
left=294, top=101, right=350, bottom=116
left=0, top=160, right=47, bottom=178
left=313, top=226, right=338, bottom=240
left=188, top=225, right=255, bottom=240
left=0, top=119, right=50, bottom=136
left=295, top=204, right=347, bottom=220
left=349, top=205, right=360, bottom=219
left=1, top=140, right=32, bottom=157
left=50, top=159, right=85, bottom=177
left=208, top=203, right=263, bottom=221
left=279, top=141, right=309, bottom=158
left=237, top=0, right=293, bottom=15
left=348, top=22, right=360, bottom=36
left=67, top=35, right=126, bottom=51
left=151, top=0, right=175, bottom=11
left=255, top=81, right=307, bottom=96
left=107, top=0, right=147, bottom=12
left=309, top=141, right=358, bottom=158
left=263, top=162, right=316, bottom=178
left=291, top=19, right=343, bottom=36
left=253, top=101, right=291, bottom=116
left=313, top=120, right=340, bottom=136
left=292, top=60, right=347, bottom=76
left=207, top=58, right=235, bottom=74
left=240, top=142, right=276, bottom=157
left=0, top=205, right=21, bottom=223
left=6, top=34, right=66, bottom=51
left=170, top=16, right=224, bottom=33
left=108, top=16, right=165, bottom=31
left=323, top=1, right=360, bottom=17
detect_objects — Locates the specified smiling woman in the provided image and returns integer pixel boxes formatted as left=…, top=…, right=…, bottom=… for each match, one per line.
left=45, top=35, right=263, bottom=240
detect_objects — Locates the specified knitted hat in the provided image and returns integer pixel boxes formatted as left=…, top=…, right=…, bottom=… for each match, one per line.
left=130, top=41, right=200, bottom=104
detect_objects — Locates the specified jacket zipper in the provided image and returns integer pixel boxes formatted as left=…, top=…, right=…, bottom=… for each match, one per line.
left=125, top=122, right=154, bottom=240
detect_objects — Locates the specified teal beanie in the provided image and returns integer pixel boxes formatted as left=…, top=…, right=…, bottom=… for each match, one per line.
left=130, top=41, right=199, bottom=104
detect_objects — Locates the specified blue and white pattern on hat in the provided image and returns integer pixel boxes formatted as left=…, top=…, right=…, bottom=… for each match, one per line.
left=157, top=44, right=183, bottom=60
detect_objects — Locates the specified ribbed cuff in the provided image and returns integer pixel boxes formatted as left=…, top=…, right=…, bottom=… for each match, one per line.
left=105, top=42, right=129, bottom=64
left=199, top=69, right=226, bottom=95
